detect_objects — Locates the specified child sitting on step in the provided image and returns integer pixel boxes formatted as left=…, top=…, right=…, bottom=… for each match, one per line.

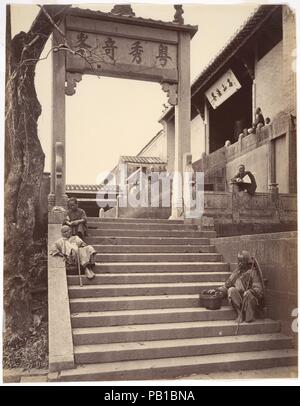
left=50, top=225, right=96, bottom=279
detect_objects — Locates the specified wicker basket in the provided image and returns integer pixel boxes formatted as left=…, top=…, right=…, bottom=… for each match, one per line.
left=199, top=290, right=223, bottom=310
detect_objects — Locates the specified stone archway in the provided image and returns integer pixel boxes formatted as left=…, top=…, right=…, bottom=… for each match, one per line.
left=48, top=5, right=197, bottom=219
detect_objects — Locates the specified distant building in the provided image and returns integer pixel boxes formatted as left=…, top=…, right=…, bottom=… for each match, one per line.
left=65, top=4, right=296, bottom=211
left=153, top=5, right=296, bottom=193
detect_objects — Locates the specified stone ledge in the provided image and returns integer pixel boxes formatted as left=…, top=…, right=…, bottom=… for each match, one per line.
left=3, top=368, right=48, bottom=383
left=48, top=223, right=74, bottom=373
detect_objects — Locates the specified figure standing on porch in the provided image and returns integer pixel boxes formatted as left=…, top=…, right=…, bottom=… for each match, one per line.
left=208, top=251, right=264, bottom=323
left=253, top=107, right=265, bottom=132
left=50, top=225, right=96, bottom=279
left=231, top=164, right=257, bottom=195
left=63, top=197, right=88, bottom=239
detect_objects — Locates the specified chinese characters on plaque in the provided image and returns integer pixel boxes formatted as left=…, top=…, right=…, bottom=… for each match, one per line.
left=205, top=69, right=242, bottom=109
left=67, top=31, right=176, bottom=70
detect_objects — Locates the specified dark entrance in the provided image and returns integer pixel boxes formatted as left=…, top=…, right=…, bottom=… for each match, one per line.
left=208, top=77, right=252, bottom=153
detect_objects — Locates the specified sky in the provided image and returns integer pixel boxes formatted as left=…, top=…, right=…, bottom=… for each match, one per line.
left=9, top=1, right=260, bottom=184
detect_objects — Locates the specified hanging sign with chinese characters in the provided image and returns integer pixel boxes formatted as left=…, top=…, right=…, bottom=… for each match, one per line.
left=205, top=69, right=241, bottom=109
left=65, top=15, right=178, bottom=83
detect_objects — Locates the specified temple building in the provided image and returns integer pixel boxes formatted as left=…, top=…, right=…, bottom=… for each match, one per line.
left=142, top=4, right=296, bottom=194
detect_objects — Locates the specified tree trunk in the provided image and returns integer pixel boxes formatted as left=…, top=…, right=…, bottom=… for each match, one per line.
left=4, top=5, right=70, bottom=338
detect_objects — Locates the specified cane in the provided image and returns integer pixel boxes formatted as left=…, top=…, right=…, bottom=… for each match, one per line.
left=77, top=250, right=83, bottom=287
left=235, top=298, right=246, bottom=335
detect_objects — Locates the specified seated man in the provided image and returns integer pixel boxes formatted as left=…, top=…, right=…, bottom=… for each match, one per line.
left=231, top=164, right=257, bottom=195
left=63, top=197, right=88, bottom=239
left=253, top=107, right=265, bottom=132
left=50, top=225, right=96, bottom=279
left=209, top=250, right=264, bottom=323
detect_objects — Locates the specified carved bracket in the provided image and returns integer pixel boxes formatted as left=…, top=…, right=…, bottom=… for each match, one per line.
left=161, top=82, right=178, bottom=106
left=65, top=72, right=83, bottom=96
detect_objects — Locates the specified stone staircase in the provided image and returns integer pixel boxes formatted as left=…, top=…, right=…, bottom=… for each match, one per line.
left=52, top=218, right=297, bottom=381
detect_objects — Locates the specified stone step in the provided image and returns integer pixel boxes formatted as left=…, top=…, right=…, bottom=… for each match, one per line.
left=92, top=244, right=216, bottom=253
left=70, top=306, right=236, bottom=328
left=91, top=262, right=229, bottom=274
left=95, top=253, right=222, bottom=263
left=67, top=271, right=230, bottom=285
left=69, top=294, right=208, bottom=312
left=88, top=217, right=184, bottom=224
left=85, top=236, right=211, bottom=245
left=68, top=282, right=224, bottom=298
left=88, top=222, right=198, bottom=231
left=74, top=333, right=294, bottom=364
left=87, top=229, right=216, bottom=238
left=72, top=319, right=281, bottom=345
left=55, top=349, right=298, bottom=381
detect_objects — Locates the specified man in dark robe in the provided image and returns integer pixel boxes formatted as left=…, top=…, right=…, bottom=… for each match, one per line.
left=209, top=251, right=264, bottom=323
left=253, top=107, right=265, bottom=131
left=231, top=164, right=257, bottom=195
left=63, top=197, right=88, bottom=239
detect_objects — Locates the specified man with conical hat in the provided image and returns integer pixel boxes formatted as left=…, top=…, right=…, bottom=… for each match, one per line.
left=209, top=250, right=264, bottom=323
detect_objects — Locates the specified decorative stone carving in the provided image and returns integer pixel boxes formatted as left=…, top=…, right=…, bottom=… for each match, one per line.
left=161, top=82, right=178, bottom=106
left=65, top=72, right=83, bottom=96
left=173, top=5, right=184, bottom=24
left=110, top=5, right=135, bottom=17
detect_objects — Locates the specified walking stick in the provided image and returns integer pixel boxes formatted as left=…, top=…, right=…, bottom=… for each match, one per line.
left=235, top=298, right=246, bottom=335
left=77, top=250, right=83, bottom=287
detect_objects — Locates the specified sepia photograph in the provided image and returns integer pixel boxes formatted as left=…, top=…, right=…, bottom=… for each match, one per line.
left=1, top=0, right=298, bottom=387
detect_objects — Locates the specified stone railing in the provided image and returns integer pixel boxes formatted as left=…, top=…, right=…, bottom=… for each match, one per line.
left=203, top=184, right=297, bottom=236
left=193, top=112, right=293, bottom=192
left=48, top=209, right=74, bottom=372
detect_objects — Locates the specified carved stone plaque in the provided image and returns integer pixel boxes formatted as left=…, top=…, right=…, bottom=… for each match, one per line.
left=65, top=16, right=179, bottom=83
left=66, top=30, right=178, bottom=83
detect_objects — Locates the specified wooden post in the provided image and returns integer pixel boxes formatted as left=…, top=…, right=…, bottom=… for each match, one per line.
left=170, top=32, right=191, bottom=219
left=51, top=21, right=67, bottom=208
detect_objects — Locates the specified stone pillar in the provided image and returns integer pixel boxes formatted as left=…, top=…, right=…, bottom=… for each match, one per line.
left=170, top=32, right=191, bottom=219
left=252, top=79, right=256, bottom=123
left=268, top=139, right=278, bottom=192
left=49, top=20, right=67, bottom=209
left=287, top=116, right=297, bottom=193
left=282, top=5, right=296, bottom=116
left=231, top=182, right=240, bottom=224
left=163, top=118, right=175, bottom=173
left=204, top=99, right=210, bottom=154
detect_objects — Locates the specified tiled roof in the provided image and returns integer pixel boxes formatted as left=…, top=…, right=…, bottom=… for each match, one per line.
left=161, top=4, right=280, bottom=121
left=191, top=4, right=280, bottom=96
left=66, top=184, right=118, bottom=192
left=67, top=7, right=198, bottom=37
left=120, top=156, right=167, bottom=164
